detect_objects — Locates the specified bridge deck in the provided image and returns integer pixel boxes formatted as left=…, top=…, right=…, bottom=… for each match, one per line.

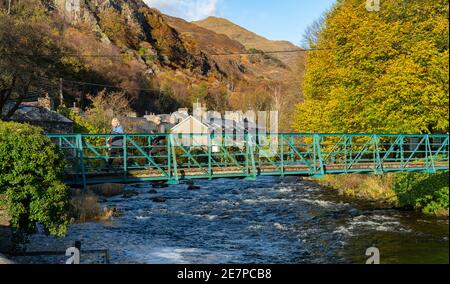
left=48, top=133, right=449, bottom=186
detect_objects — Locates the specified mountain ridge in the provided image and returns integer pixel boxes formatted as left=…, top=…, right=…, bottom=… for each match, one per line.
left=193, top=16, right=303, bottom=67
left=45, top=0, right=297, bottom=116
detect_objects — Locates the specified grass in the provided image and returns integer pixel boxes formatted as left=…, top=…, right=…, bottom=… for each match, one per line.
left=318, top=174, right=398, bottom=206
left=316, top=172, right=449, bottom=217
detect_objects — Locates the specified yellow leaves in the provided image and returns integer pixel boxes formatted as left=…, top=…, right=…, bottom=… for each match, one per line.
left=294, top=0, right=449, bottom=135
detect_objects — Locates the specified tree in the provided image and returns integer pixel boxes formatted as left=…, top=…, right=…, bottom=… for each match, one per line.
left=86, top=90, right=134, bottom=132
left=205, top=86, right=230, bottom=113
left=0, top=121, right=69, bottom=239
left=293, top=0, right=449, bottom=134
left=301, top=13, right=326, bottom=49
left=188, top=83, right=209, bottom=105
left=268, top=82, right=284, bottom=112
left=0, top=2, right=62, bottom=120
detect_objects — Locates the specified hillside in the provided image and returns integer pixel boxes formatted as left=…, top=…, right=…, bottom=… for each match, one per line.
left=50, top=0, right=292, bottom=110
left=1, top=0, right=304, bottom=131
left=164, top=15, right=290, bottom=81
left=193, top=16, right=303, bottom=67
left=56, top=0, right=291, bottom=81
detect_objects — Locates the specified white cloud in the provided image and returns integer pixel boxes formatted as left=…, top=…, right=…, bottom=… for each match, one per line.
left=144, top=0, right=219, bottom=21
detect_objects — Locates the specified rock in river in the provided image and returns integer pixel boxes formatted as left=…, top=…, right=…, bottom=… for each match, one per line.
left=186, top=180, right=201, bottom=191
left=122, top=190, right=139, bottom=198
left=151, top=197, right=167, bottom=203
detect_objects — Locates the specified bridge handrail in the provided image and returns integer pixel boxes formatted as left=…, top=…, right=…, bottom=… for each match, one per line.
left=47, top=133, right=449, bottom=187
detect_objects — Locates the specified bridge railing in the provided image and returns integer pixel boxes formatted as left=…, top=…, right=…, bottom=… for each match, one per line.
left=47, top=133, right=449, bottom=186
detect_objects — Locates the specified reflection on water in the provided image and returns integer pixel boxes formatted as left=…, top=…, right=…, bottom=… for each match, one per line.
left=13, top=177, right=449, bottom=264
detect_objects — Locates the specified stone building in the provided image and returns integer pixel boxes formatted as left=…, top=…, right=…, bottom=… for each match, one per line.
left=2, top=96, right=74, bottom=134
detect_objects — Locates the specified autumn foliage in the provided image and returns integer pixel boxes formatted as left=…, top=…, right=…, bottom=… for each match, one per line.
left=294, top=0, right=449, bottom=134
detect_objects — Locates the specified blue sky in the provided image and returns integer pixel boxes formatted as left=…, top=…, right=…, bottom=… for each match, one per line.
left=144, top=0, right=336, bottom=46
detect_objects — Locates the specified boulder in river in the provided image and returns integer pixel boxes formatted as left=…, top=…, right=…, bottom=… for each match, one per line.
left=187, top=185, right=201, bottom=191
left=88, top=183, right=125, bottom=197
left=148, top=189, right=158, bottom=194
left=282, top=176, right=302, bottom=183
left=151, top=196, right=168, bottom=203
left=152, top=182, right=168, bottom=189
left=99, top=207, right=121, bottom=220
left=186, top=180, right=201, bottom=191
left=122, top=190, right=140, bottom=198
left=348, top=209, right=361, bottom=217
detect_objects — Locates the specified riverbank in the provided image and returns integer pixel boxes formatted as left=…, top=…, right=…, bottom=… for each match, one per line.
left=0, top=185, right=124, bottom=258
left=314, top=172, right=449, bottom=217
left=0, top=195, right=12, bottom=255
left=0, top=253, right=14, bottom=264
left=315, top=174, right=398, bottom=208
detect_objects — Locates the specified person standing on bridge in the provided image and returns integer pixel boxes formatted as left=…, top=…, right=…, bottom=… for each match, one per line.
left=107, top=118, right=125, bottom=168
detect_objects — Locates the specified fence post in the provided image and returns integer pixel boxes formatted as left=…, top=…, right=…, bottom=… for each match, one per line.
left=76, top=135, right=87, bottom=189
left=208, top=133, right=213, bottom=179
left=169, top=134, right=179, bottom=184
left=399, top=135, right=404, bottom=170
left=344, top=136, right=348, bottom=173
left=123, top=134, right=127, bottom=182
left=426, top=135, right=436, bottom=173
left=373, top=134, right=383, bottom=174
left=167, top=134, right=172, bottom=181
left=74, top=240, right=81, bottom=264
left=245, top=134, right=257, bottom=180
left=280, top=134, right=284, bottom=177
left=105, top=136, right=109, bottom=164
left=313, top=134, right=325, bottom=176
left=245, top=132, right=250, bottom=178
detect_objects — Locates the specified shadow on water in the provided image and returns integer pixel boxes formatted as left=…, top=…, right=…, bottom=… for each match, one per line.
left=11, top=177, right=449, bottom=264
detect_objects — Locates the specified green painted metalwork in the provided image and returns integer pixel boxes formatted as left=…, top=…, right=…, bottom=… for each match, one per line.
left=47, top=133, right=449, bottom=186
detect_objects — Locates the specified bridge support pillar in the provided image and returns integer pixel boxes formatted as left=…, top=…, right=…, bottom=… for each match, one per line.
left=166, top=180, right=179, bottom=185
left=244, top=176, right=257, bottom=181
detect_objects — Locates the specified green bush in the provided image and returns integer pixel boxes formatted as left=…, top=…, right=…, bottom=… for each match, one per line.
left=57, top=105, right=101, bottom=134
left=393, top=172, right=449, bottom=215
left=0, top=121, right=69, bottom=239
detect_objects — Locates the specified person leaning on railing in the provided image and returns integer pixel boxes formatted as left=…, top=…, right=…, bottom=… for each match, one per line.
left=107, top=118, right=125, bottom=168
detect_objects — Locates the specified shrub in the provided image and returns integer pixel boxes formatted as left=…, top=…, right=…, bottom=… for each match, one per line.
left=393, top=172, right=449, bottom=215
left=68, top=189, right=101, bottom=223
left=57, top=105, right=101, bottom=134
left=0, top=121, right=69, bottom=239
left=68, top=189, right=121, bottom=222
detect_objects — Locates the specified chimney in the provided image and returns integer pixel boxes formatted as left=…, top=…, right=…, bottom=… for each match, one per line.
left=193, top=101, right=207, bottom=122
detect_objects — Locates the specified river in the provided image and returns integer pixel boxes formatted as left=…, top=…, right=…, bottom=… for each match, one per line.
left=12, top=177, right=449, bottom=264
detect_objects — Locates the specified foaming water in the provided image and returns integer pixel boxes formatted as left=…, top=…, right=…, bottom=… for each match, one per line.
left=13, top=177, right=449, bottom=264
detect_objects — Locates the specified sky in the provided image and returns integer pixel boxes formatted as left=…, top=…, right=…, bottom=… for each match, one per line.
left=144, top=0, right=336, bottom=46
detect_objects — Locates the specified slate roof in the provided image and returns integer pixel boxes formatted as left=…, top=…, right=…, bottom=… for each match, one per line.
left=2, top=103, right=72, bottom=124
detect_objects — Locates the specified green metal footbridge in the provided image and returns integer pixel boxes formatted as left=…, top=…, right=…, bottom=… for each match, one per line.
left=48, top=133, right=449, bottom=188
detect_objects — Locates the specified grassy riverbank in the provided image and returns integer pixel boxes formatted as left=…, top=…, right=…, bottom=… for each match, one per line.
left=316, top=172, right=449, bottom=217
left=0, top=186, right=122, bottom=254
left=68, top=184, right=126, bottom=223
left=0, top=194, right=12, bottom=253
